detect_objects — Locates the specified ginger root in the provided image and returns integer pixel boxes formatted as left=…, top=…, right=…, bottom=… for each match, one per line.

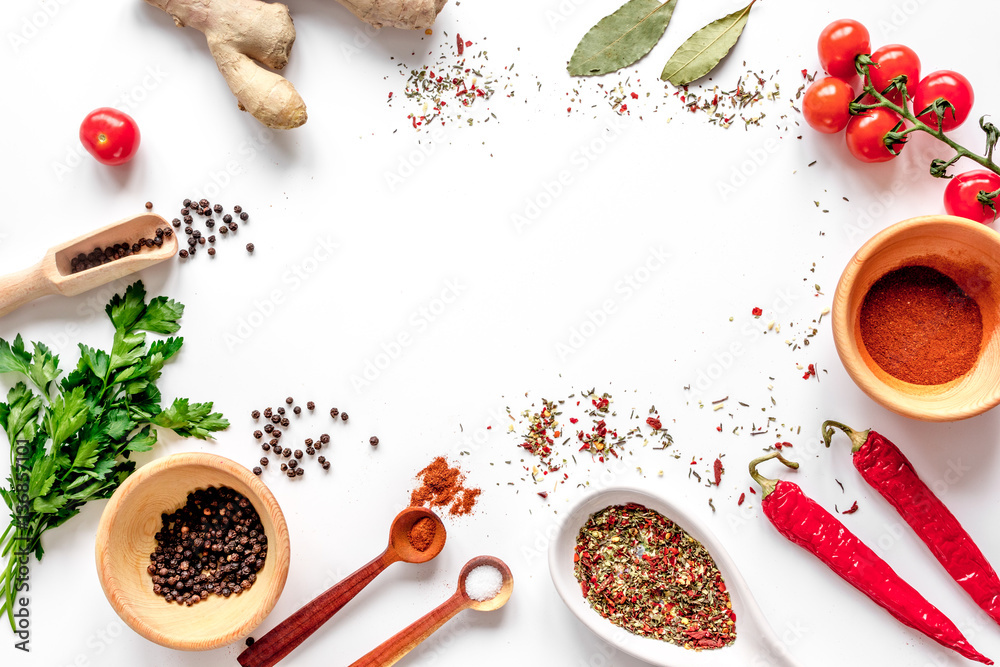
left=145, top=0, right=307, bottom=129
left=337, top=0, right=448, bottom=30
left=146, top=0, right=449, bottom=129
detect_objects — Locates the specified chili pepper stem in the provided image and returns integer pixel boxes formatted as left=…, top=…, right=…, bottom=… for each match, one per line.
left=821, top=420, right=870, bottom=453
left=748, top=451, right=799, bottom=499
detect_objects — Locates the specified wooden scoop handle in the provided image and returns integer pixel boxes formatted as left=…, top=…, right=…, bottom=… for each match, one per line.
left=238, top=549, right=399, bottom=667
left=0, top=262, right=55, bottom=319
left=347, top=591, right=470, bottom=667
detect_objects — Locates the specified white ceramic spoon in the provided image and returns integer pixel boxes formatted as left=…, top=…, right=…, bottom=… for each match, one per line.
left=548, top=486, right=802, bottom=667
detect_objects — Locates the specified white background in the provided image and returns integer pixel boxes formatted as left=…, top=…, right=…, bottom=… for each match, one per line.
left=3, top=0, right=1000, bottom=665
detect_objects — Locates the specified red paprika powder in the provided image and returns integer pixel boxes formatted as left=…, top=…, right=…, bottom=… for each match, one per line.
left=859, top=265, right=982, bottom=385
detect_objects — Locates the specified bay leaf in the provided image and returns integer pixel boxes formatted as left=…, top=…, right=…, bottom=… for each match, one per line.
left=660, top=0, right=756, bottom=86
left=568, top=0, right=678, bottom=77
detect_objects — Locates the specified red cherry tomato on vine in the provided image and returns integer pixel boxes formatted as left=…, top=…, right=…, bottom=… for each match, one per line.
left=845, top=108, right=906, bottom=163
left=803, top=77, right=855, bottom=133
left=943, top=170, right=1000, bottom=223
left=79, top=108, right=140, bottom=166
left=913, top=71, right=974, bottom=132
left=868, top=44, right=920, bottom=106
left=818, top=19, right=870, bottom=81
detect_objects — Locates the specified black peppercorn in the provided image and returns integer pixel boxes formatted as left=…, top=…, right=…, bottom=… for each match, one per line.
left=320, top=434, right=330, bottom=444
left=219, top=225, right=228, bottom=235
left=234, top=205, right=243, bottom=213
left=294, top=450, right=303, bottom=459
left=264, top=408, right=273, bottom=418
left=214, top=204, right=223, bottom=213
left=269, top=439, right=278, bottom=447
left=264, top=424, right=274, bottom=433
left=330, top=408, right=339, bottom=418
left=262, top=443, right=270, bottom=452
left=229, top=223, right=238, bottom=232
left=271, top=415, right=280, bottom=424
left=145, top=201, right=153, bottom=210
left=223, top=214, right=232, bottom=223
left=370, top=436, right=379, bottom=447
left=317, top=456, right=326, bottom=464
left=260, top=458, right=268, bottom=466
left=306, top=447, right=315, bottom=456
left=280, top=418, right=289, bottom=427
left=322, top=461, right=331, bottom=470
left=179, top=249, right=189, bottom=258
left=304, top=438, right=314, bottom=446
left=183, top=198, right=192, bottom=207
left=280, top=463, right=288, bottom=472
left=252, top=467, right=262, bottom=476
left=208, top=235, right=216, bottom=243
left=285, top=397, right=293, bottom=405
left=341, top=413, right=349, bottom=422
left=252, top=410, right=260, bottom=419
left=295, top=468, right=304, bottom=476
left=288, top=459, right=297, bottom=469
left=246, top=243, right=254, bottom=253
left=293, top=406, right=301, bottom=415
left=240, top=212, right=249, bottom=221
left=306, top=401, right=315, bottom=410
left=272, top=430, right=282, bottom=439
left=172, top=218, right=181, bottom=228
left=277, top=407, right=285, bottom=415
left=253, top=430, right=263, bottom=439
left=207, top=247, right=215, bottom=256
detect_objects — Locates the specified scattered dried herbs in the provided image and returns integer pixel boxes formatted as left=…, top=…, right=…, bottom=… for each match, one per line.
left=574, top=503, right=736, bottom=649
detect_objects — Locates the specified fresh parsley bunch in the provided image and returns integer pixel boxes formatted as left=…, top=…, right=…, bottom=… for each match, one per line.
left=0, top=281, right=228, bottom=630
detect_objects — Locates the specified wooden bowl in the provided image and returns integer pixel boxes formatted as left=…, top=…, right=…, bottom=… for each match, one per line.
left=95, top=453, right=291, bottom=650
left=832, top=215, right=1000, bottom=421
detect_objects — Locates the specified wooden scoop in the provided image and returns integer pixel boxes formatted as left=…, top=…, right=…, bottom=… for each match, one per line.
left=0, top=213, right=176, bottom=318
left=347, top=555, right=514, bottom=667
left=238, top=507, right=447, bottom=667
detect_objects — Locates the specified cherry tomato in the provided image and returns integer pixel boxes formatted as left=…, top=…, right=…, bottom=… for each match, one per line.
left=868, top=44, right=920, bottom=106
left=943, top=170, right=1000, bottom=223
left=803, top=77, right=855, bottom=133
left=79, top=108, right=140, bottom=166
left=845, top=108, right=905, bottom=163
left=913, top=71, right=974, bottom=132
left=818, top=19, right=870, bottom=81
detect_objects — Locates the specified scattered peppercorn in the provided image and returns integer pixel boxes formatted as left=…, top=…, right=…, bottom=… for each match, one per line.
left=264, top=424, right=274, bottom=434
left=253, top=430, right=263, bottom=439
left=306, top=401, right=315, bottom=410
left=370, top=436, right=379, bottom=447
left=306, top=447, right=315, bottom=456
left=145, top=201, right=153, bottom=210
left=246, top=638, right=255, bottom=647
left=293, top=406, right=301, bottom=415
left=294, top=450, right=303, bottom=459
left=207, top=248, right=216, bottom=256
left=341, top=413, right=349, bottom=422
left=264, top=408, right=272, bottom=418
left=260, top=458, right=268, bottom=466
left=320, top=434, right=330, bottom=444
left=246, top=243, right=254, bottom=253
left=322, top=461, right=331, bottom=470
left=330, top=408, right=339, bottom=418
left=252, top=410, right=260, bottom=419
left=253, top=466, right=262, bottom=475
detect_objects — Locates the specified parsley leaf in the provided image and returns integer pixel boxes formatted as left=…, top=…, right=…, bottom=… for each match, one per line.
left=0, top=280, right=228, bottom=631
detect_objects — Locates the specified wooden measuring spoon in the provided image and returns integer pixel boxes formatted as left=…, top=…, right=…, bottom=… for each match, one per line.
left=0, top=213, right=176, bottom=318
left=347, top=555, right=513, bottom=667
left=238, top=507, right=446, bottom=667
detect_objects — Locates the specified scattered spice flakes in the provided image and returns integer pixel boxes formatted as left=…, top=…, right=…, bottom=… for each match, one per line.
left=841, top=501, right=859, bottom=515
left=712, top=457, right=724, bottom=486
left=574, top=504, right=736, bottom=649
left=388, top=35, right=498, bottom=130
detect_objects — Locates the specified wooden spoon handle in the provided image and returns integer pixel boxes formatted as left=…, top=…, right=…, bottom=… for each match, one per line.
left=347, top=591, right=469, bottom=667
left=238, top=550, right=398, bottom=667
left=0, top=262, right=54, bottom=318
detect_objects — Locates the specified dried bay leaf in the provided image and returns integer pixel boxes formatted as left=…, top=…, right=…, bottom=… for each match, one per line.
left=568, top=0, right=678, bottom=77
left=660, top=0, right=757, bottom=86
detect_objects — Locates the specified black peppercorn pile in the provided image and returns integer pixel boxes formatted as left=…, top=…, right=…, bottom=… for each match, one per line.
left=249, top=397, right=378, bottom=482
left=148, top=486, right=267, bottom=606
left=70, top=227, right=173, bottom=274
left=171, top=198, right=253, bottom=261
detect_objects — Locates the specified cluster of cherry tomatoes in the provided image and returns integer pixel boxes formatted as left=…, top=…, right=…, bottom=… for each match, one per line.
left=802, top=19, right=998, bottom=223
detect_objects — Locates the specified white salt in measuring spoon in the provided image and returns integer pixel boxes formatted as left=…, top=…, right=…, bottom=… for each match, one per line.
left=347, top=555, right=514, bottom=667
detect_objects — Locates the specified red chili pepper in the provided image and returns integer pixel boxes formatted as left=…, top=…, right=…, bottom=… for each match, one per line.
left=750, top=452, right=992, bottom=664
left=824, top=420, right=1000, bottom=627
left=457, top=33, right=464, bottom=55
left=645, top=416, right=662, bottom=430
left=712, top=457, right=724, bottom=486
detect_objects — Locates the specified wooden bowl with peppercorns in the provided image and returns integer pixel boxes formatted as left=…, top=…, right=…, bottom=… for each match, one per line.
left=95, top=452, right=291, bottom=650
left=833, top=214, right=1000, bottom=421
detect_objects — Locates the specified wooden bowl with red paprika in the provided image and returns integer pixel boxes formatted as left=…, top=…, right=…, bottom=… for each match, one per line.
left=833, top=214, right=1000, bottom=421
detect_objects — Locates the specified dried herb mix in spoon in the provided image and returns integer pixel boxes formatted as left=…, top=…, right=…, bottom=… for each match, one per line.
left=574, top=503, right=735, bottom=649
